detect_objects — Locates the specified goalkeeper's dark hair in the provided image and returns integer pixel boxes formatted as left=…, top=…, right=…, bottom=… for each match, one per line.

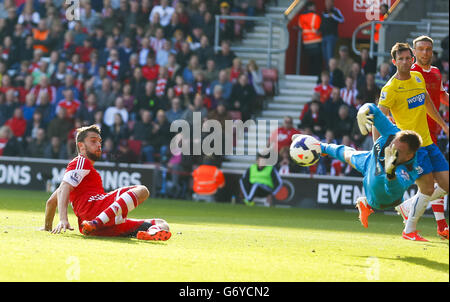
left=396, top=130, right=422, bottom=153
left=76, top=124, right=101, bottom=152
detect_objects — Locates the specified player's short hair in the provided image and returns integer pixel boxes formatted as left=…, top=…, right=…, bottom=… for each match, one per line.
left=412, top=35, right=434, bottom=48
left=396, top=130, right=422, bottom=153
left=76, top=124, right=101, bottom=152
left=390, top=42, right=413, bottom=60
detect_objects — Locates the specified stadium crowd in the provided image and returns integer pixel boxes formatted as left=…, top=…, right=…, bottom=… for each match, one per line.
left=0, top=0, right=448, bottom=185
left=0, top=0, right=267, bottom=166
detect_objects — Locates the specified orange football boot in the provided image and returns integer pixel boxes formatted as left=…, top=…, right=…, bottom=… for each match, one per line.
left=437, top=227, right=449, bottom=240
left=356, top=197, right=374, bottom=228
left=137, top=226, right=172, bottom=241
left=80, top=220, right=99, bottom=235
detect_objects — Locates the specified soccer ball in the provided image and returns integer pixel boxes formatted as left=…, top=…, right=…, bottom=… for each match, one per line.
left=289, top=134, right=322, bottom=166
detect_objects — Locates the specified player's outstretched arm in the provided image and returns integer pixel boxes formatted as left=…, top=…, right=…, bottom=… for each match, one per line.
left=51, top=181, right=75, bottom=234
left=41, top=190, right=58, bottom=231
left=357, top=103, right=398, bottom=140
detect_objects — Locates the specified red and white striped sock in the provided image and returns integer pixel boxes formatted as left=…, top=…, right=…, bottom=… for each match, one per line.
left=94, top=191, right=139, bottom=227
left=431, top=198, right=448, bottom=232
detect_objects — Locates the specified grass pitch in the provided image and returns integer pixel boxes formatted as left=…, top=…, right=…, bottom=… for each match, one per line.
left=0, top=189, right=448, bottom=282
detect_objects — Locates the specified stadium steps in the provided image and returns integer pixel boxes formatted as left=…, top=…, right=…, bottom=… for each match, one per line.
left=231, top=4, right=287, bottom=68
left=405, top=11, right=449, bottom=55
left=221, top=1, right=318, bottom=172
left=221, top=74, right=317, bottom=172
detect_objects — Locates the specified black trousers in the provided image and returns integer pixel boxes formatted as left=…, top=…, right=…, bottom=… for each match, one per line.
left=239, top=175, right=273, bottom=201
left=303, top=42, right=323, bottom=77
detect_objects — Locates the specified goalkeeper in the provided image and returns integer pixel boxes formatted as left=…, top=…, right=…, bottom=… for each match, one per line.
left=320, top=103, right=423, bottom=229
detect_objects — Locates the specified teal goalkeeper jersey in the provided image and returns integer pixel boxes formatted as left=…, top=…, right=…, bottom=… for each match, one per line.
left=351, top=104, right=421, bottom=209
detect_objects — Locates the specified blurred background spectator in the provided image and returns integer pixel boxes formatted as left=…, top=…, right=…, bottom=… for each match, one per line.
left=298, top=1, right=322, bottom=76
left=320, top=0, right=344, bottom=66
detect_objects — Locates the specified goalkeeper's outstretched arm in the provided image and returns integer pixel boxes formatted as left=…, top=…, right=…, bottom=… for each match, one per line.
left=357, top=103, right=399, bottom=140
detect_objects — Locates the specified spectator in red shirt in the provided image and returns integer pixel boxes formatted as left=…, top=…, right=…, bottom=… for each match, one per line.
left=29, top=75, right=57, bottom=105
left=56, top=89, right=81, bottom=119
left=229, top=57, right=243, bottom=83
left=15, top=75, right=33, bottom=104
left=5, top=107, right=27, bottom=138
left=269, top=116, right=301, bottom=153
left=314, top=71, right=334, bottom=104
left=142, top=55, right=160, bottom=81
left=75, top=38, right=95, bottom=63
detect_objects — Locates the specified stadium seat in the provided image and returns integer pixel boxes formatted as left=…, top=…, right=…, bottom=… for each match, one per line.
left=261, top=68, right=278, bottom=96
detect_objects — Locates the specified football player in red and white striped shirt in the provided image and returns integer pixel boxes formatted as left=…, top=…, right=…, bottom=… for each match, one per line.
left=41, top=125, right=171, bottom=241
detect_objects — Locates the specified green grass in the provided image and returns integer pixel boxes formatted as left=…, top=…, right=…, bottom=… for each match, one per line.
left=0, top=189, right=448, bottom=282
